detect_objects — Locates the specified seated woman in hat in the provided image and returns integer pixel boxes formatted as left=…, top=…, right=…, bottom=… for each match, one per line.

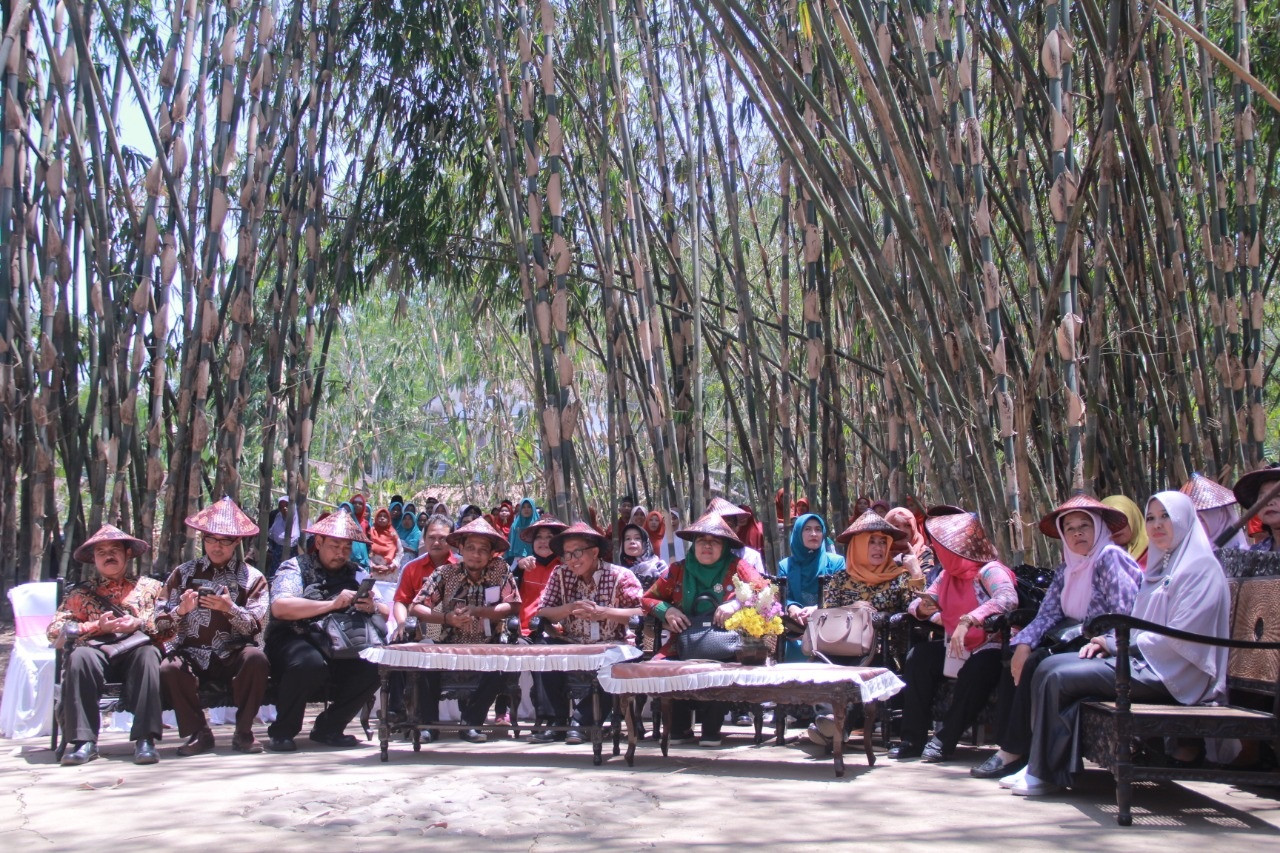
left=531, top=521, right=644, bottom=744
left=1181, top=473, right=1250, bottom=549
left=969, top=496, right=1139, bottom=780
left=1006, top=491, right=1235, bottom=796
left=155, top=497, right=271, bottom=756
left=48, top=525, right=164, bottom=766
left=1233, top=464, right=1280, bottom=553
left=805, top=511, right=925, bottom=746
left=641, top=512, right=763, bottom=747
left=890, top=512, right=1017, bottom=762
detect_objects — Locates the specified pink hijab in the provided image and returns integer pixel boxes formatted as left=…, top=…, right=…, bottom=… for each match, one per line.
left=1055, top=510, right=1115, bottom=620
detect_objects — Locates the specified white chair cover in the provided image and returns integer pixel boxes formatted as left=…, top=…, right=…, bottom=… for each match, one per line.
left=1, top=582, right=58, bottom=738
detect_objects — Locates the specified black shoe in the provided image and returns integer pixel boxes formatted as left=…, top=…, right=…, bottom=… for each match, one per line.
left=565, top=729, right=585, bottom=745
left=309, top=731, right=360, bottom=748
left=971, top=753, right=1026, bottom=779
left=133, top=738, right=159, bottom=765
left=264, top=736, right=297, bottom=752
left=61, top=741, right=99, bottom=767
left=888, top=741, right=923, bottom=760
left=921, top=737, right=952, bottom=763
left=460, top=728, right=488, bottom=743
left=528, top=729, right=556, bottom=744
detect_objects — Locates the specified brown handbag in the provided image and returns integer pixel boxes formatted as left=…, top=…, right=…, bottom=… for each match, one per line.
left=801, top=601, right=877, bottom=658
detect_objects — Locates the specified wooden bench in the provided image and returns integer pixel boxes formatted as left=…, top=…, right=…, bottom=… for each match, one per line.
left=1080, top=549, right=1280, bottom=826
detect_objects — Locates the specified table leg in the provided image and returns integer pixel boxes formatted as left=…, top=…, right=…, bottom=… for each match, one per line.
left=775, top=704, right=786, bottom=746
left=862, top=701, right=877, bottom=767
left=660, top=698, right=672, bottom=757
left=612, top=696, right=622, bottom=756
left=624, top=698, right=638, bottom=767
left=831, top=698, right=846, bottom=777
left=378, top=668, right=390, bottom=763
left=754, top=706, right=764, bottom=745
left=591, top=687, right=604, bottom=766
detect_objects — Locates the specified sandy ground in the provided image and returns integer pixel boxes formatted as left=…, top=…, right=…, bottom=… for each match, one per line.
left=1, top=708, right=1278, bottom=851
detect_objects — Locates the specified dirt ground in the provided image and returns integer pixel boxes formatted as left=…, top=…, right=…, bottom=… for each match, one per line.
left=1, top=706, right=1278, bottom=851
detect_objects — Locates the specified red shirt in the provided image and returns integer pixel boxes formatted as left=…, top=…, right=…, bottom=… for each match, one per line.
left=394, top=550, right=458, bottom=606
left=516, top=554, right=560, bottom=631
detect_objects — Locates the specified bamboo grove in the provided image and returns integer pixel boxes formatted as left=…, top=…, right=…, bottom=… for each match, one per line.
left=0, top=0, right=1277, bottom=592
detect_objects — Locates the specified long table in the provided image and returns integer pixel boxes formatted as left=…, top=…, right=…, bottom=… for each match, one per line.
left=360, top=642, right=643, bottom=762
left=597, top=660, right=905, bottom=776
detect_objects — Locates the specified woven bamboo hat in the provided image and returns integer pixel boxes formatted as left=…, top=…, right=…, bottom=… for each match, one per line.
left=676, top=511, right=745, bottom=550
left=1232, top=463, right=1280, bottom=509
left=1179, top=473, right=1238, bottom=511
left=305, top=507, right=371, bottom=544
left=706, top=496, right=748, bottom=521
left=445, top=516, right=508, bottom=552
left=520, top=514, right=569, bottom=544
left=835, top=509, right=907, bottom=545
left=923, top=512, right=1000, bottom=564
left=1037, top=493, right=1129, bottom=539
left=73, top=523, right=150, bottom=563
left=185, top=496, right=261, bottom=538
left=925, top=504, right=966, bottom=518
left=548, top=520, right=610, bottom=556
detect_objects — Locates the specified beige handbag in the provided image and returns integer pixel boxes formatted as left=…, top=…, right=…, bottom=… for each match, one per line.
left=801, top=601, right=878, bottom=658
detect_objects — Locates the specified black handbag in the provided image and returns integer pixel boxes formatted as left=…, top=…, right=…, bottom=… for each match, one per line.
left=314, top=610, right=388, bottom=659
left=86, top=631, right=153, bottom=659
left=1039, top=616, right=1085, bottom=654
left=673, top=594, right=741, bottom=662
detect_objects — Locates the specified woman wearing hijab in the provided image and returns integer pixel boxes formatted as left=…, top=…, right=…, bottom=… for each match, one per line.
left=643, top=510, right=667, bottom=554
left=629, top=505, right=649, bottom=528
left=505, top=498, right=540, bottom=563
left=338, top=502, right=371, bottom=570
left=457, top=504, right=483, bottom=528
left=396, top=505, right=422, bottom=565
left=1180, top=473, right=1249, bottom=549
left=891, top=512, right=1018, bottom=762
left=367, top=507, right=402, bottom=576
left=617, top=523, right=668, bottom=589
left=733, top=505, right=766, bottom=552
left=350, top=494, right=372, bottom=537
left=805, top=511, right=924, bottom=746
left=885, top=507, right=940, bottom=584
left=777, top=513, right=846, bottom=662
left=1101, top=495, right=1149, bottom=568
left=970, top=496, right=1140, bottom=780
left=1233, top=464, right=1280, bottom=552
left=642, top=512, right=763, bottom=746
left=1005, top=491, right=1235, bottom=796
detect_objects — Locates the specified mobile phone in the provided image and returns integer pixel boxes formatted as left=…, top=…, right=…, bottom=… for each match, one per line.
left=195, top=579, right=218, bottom=597
left=355, top=578, right=375, bottom=599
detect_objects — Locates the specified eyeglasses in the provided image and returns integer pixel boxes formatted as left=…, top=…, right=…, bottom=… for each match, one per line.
left=563, top=546, right=598, bottom=561
left=205, top=535, right=238, bottom=547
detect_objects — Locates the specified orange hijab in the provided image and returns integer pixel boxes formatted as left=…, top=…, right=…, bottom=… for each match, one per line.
left=368, top=508, right=400, bottom=562
left=644, top=510, right=667, bottom=551
left=844, top=531, right=906, bottom=586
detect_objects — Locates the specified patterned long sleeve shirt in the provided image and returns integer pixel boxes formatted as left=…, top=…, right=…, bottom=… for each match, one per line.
left=1012, top=546, right=1141, bottom=649
left=536, top=562, right=643, bottom=643
left=910, top=562, right=1019, bottom=652
left=47, top=575, right=164, bottom=644
left=413, top=558, right=520, bottom=644
left=153, top=556, right=269, bottom=668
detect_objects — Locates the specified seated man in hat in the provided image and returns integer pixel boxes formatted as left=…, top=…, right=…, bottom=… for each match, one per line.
left=265, top=508, right=388, bottom=752
left=531, top=521, right=643, bottom=745
left=411, top=517, right=520, bottom=743
left=48, top=524, right=164, bottom=766
left=155, top=497, right=270, bottom=756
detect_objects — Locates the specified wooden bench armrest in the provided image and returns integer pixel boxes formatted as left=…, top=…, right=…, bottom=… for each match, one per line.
left=1086, top=613, right=1280, bottom=650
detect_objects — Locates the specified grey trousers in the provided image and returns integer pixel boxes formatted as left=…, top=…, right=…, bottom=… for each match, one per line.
left=64, top=643, right=164, bottom=742
left=1026, top=653, right=1171, bottom=787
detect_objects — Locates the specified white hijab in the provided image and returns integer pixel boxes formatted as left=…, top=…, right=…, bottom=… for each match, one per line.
left=1197, top=504, right=1249, bottom=550
left=1056, top=510, right=1117, bottom=620
left=1134, top=492, right=1231, bottom=706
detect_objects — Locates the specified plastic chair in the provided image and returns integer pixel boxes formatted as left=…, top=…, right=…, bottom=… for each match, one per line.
left=1, top=582, right=58, bottom=739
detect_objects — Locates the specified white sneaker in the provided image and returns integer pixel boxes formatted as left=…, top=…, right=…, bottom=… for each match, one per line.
left=814, top=715, right=838, bottom=741
left=1010, top=773, right=1061, bottom=797
left=998, top=767, right=1028, bottom=789
left=806, top=724, right=832, bottom=747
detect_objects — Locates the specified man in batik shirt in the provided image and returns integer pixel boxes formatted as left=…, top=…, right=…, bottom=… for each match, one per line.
left=155, top=497, right=270, bottom=756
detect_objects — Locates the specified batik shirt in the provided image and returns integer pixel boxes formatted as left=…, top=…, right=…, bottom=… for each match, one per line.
left=47, top=575, right=163, bottom=644
left=1012, top=548, right=1140, bottom=650
left=413, top=557, right=520, bottom=643
left=822, top=570, right=922, bottom=615
left=536, top=562, right=643, bottom=643
left=154, top=556, right=269, bottom=668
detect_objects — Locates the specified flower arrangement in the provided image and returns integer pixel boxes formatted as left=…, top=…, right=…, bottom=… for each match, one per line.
left=723, top=576, right=784, bottom=638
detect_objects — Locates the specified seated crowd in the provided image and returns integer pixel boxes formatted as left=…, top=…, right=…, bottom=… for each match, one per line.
left=46, top=464, right=1280, bottom=802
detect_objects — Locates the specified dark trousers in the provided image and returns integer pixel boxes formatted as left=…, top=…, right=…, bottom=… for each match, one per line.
left=1027, top=654, right=1172, bottom=787
left=265, top=632, right=380, bottom=740
left=994, top=646, right=1052, bottom=755
left=900, top=641, right=1003, bottom=750
left=538, top=672, right=599, bottom=727
left=670, top=700, right=727, bottom=739
left=160, top=646, right=270, bottom=738
left=64, top=643, right=163, bottom=742
left=422, top=671, right=506, bottom=726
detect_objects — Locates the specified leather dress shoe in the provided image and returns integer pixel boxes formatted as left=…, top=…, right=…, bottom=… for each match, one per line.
left=308, top=731, right=360, bottom=748
left=971, top=752, right=1026, bottom=779
left=565, top=729, right=585, bottom=745
left=133, top=738, right=159, bottom=765
left=921, top=736, right=952, bottom=762
left=61, top=741, right=99, bottom=767
left=460, top=728, right=488, bottom=744
left=528, top=729, right=557, bottom=744
left=232, top=731, right=264, bottom=754
left=264, top=736, right=297, bottom=752
left=177, top=729, right=215, bottom=757
left=888, top=741, right=923, bottom=760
